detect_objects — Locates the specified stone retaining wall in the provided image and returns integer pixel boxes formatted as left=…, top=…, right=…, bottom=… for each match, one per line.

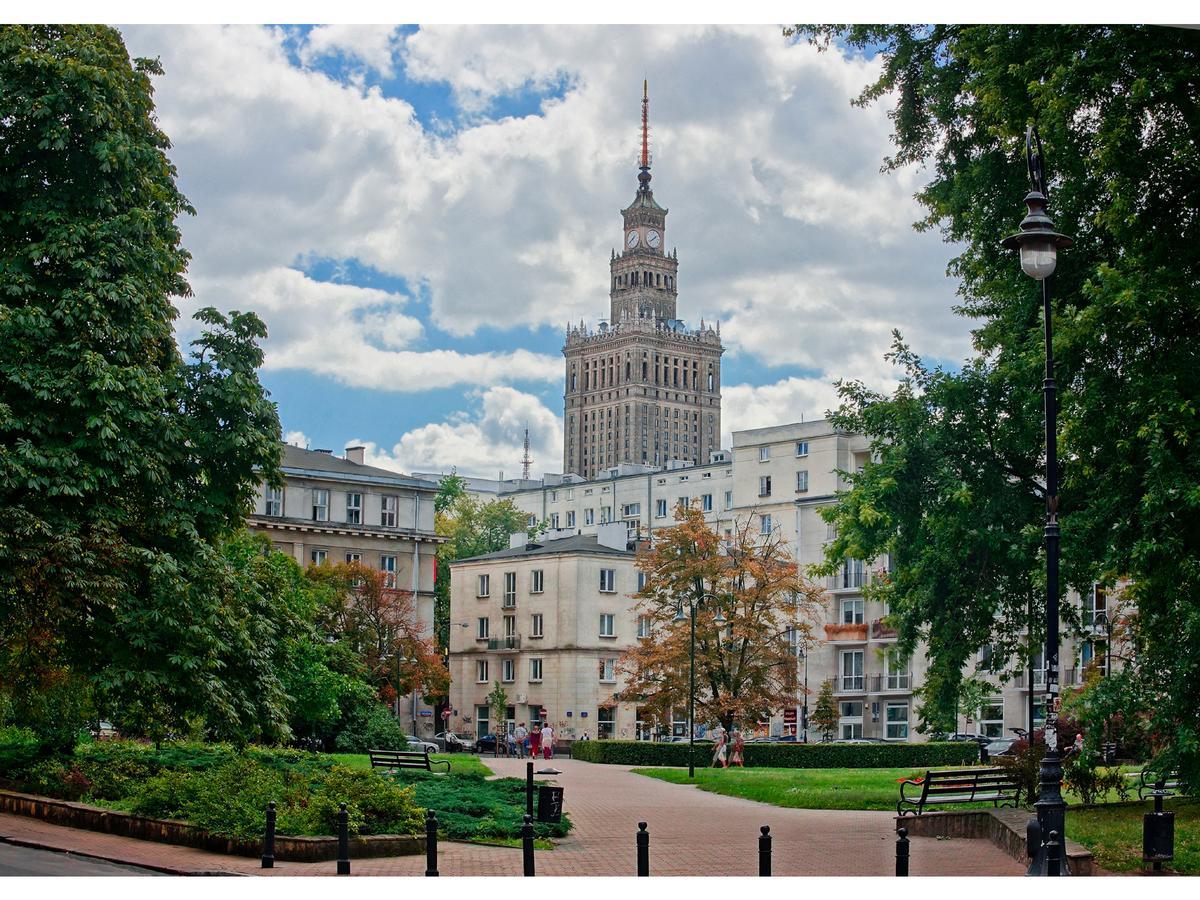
left=895, top=808, right=1093, bottom=875
left=0, top=790, right=424, bottom=861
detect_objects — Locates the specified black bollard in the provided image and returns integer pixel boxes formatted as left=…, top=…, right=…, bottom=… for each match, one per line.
left=1046, top=830, right=1062, bottom=877
left=425, top=809, right=439, bottom=877
left=895, top=826, right=909, bottom=876
left=522, top=813, right=536, bottom=876
left=1026, top=817, right=1042, bottom=861
left=526, top=761, right=534, bottom=817
left=636, top=821, right=649, bottom=876
left=336, top=802, right=350, bottom=875
left=261, top=800, right=276, bottom=869
left=758, top=825, right=772, bottom=876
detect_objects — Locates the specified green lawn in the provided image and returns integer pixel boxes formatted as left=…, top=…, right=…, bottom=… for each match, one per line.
left=631, top=764, right=1143, bottom=811
left=1067, top=798, right=1199, bottom=875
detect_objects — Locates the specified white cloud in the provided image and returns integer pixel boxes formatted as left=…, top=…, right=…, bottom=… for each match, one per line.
left=348, top=386, right=564, bottom=478
left=299, top=25, right=403, bottom=78
left=284, top=429, right=311, bottom=448
left=722, top=377, right=847, bottom=447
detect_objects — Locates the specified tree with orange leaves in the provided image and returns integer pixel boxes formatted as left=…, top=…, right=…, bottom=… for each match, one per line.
left=308, top=561, right=448, bottom=702
left=616, top=505, right=824, bottom=734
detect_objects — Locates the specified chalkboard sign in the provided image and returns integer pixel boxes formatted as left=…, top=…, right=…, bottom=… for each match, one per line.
left=537, top=785, right=564, bottom=823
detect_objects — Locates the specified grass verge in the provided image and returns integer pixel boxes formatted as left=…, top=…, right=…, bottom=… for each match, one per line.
left=1067, top=798, right=1198, bottom=875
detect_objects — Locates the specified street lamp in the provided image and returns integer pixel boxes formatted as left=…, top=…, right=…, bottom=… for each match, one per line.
left=797, top=643, right=810, bottom=743
left=673, top=573, right=726, bottom=779
left=1001, top=123, right=1073, bottom=877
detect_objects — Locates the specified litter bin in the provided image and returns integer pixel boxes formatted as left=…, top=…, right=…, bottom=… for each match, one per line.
left=537, top=785, right=564, bottom=824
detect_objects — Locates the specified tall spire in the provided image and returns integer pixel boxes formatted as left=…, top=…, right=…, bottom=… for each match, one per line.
left=638, top=79, right=652, bottom=192
left=521, top=427, right=532, bottom=480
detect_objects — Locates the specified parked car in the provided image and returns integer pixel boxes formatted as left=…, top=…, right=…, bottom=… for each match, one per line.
left=475, top=733, right=510, bottom=754
left=984, top=738, right=1016, bottom=758
left=407, top=737, right=439, bottom=754
left=434, top=731, right=476, bottom=753
left=832, top=737, right=889, bottom=744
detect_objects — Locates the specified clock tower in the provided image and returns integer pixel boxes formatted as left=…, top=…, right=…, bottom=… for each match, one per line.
left=562, top=82, right=723, bottom=479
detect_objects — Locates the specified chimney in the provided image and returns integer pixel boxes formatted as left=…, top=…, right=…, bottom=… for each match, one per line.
left=345, top=446, right=366, bottom=465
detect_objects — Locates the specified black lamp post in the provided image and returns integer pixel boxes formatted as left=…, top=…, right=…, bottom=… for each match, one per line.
left=1001, top=124, right=1073, bottom=877
left=797, top=644, right=810, bottom=743
left=674, top=573, right=725, bottom=779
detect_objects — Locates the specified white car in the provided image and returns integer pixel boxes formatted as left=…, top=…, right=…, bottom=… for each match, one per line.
left=407, top=737, right=439, bottom=754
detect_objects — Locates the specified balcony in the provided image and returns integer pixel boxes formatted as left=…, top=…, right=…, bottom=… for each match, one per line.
left=870, top=619, right=898, bottom=640
left=838, top=675, right=865, bottom=693
left=486, top=637, right=521, bottom=652
left=824, top=623, right=868, bottom=643
left=868, top=673, right=912, bottom=693
left=827, top=571, right=868, bottom=592
left=1012, top=668, right=1079, bottom=689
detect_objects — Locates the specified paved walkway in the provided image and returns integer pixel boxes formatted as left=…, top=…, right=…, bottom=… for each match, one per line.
left=0, top=757, right=1026, bottom=876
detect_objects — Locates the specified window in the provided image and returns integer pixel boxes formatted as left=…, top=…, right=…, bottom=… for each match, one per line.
left=677, top=496, right=689, bottom=511
left=550, top=513, right=560, bottom=528
left=655, top=499, right=668, bottom=518
left=637, top=615, right=652, bottom=638
left=759, top=446, right=771, bottom=462
left=265, top=486, right=283, bottom=516
left=567, top=510, right=576, bottom=527
left=886, top=703, right=910, bottom=739
left=531, top=570, right=544, bottom=594
left=701, top=493, right=713, bottom=512
left=760, top=514, right=772, bottom=535
left=527, top=514, right=537, bottom=528
left=885, top=649, right=911, bottom=690
left=724, top=490, right=733, bottom=510
left=622, top=503, right=641, bottom=518
left=475, top=661, right=489, bottom=683
left=599, top=569, right=616, bottom=593
left=566, top=489, right=574, bottom=501
left=839, top=700, right=863, bottom=739
left=600, top=506, right=612, bottom=523
left=380, top=494, right=397, bottom=527
left=980, top=698, right=1004, bottom=738
left=530, top=659, right=543, bottom=682
left=637, top=571, right=647, bottom=591
left=841, top=598, right=864, bottom=624
left=380, top=555, right=396, bottom=588
left=310, top=549, right=328, bottom=565
left=759, top=475, right=772, bottom=497
left=530, top=613, right=544, bottom=638
left=549, top=490, right=558, bottom=502
left=345, top=552, right=361, bottom=563
left=502, top=659, right=515, bottom=683
left=503, top=571, right=517, bottom=607
left=840, top=558, right=865, bottom=589
left=599, top=658, right=616, bottom=682
left=503, top=615, right=516, bottom=637
left=795, top=470, right=809, bottom=492
left=312, top=489, right=329, bottom=521
left=477, top=617, right=489, bottom=639
left=795, top=441, right=809, bottom=457
left=598, top=706, right=616, bottom=739
left=346, top=492, right=362, bottom=524
left=840, top=650, right=864, bottom=691
left=477, top=573, right=490, bottom=598
left=585, top=508, right=595, bottom=525
left=600, top=613, right=616, bottom=637
left=784, top=625, right=799, bottom=650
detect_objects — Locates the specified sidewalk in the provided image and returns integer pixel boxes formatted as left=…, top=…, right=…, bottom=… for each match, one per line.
left=1, top=757, right=1027, bottom=876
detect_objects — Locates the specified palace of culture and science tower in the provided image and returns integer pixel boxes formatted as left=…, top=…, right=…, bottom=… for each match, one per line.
left=562, top=84, right=724, bottom=479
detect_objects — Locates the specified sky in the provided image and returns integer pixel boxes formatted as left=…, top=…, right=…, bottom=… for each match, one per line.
left=115, top=23, right=975, bottom=479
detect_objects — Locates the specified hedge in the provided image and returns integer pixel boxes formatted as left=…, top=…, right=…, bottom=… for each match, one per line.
left=570, top=740, right=979, bottom=768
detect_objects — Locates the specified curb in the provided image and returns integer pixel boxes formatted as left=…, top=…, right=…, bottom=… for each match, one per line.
left=0, top=834, right=246, bottom=876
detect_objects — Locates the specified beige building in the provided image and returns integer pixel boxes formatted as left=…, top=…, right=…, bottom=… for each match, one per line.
left=448, top=525, right=647, bottom=742
left=448, top=420, right=1111, bottom=743
left=248, top=442, right=443, bottom=738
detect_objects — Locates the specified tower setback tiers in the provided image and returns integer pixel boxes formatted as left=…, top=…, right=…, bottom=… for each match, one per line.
left=562, top=83, right=724, bottom=479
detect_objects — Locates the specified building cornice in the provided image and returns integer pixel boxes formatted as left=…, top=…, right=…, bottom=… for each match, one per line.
left=248, top=515, right=445, bottom=544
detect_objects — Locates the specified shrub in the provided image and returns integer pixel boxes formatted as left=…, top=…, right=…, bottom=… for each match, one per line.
left=1064, top=752, right=1132, bottom=805
left=570, top=739, right=979, bottom=768
left=394, top=769, right=571, bottom=840
left=292, top=766, right=423, bottom=837
left=333, top=693, right=407, bottom=753
left=0, top=725, right=45, bottom=778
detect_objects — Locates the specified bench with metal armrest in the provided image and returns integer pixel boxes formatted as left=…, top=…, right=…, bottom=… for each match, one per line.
left=897, top=767, right=1022, bottom=816
left=368, top=748, right=451, bottom=774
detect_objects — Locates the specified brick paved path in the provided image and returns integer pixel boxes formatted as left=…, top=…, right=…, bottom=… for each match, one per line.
left=0, top=757, right=1026, bottom=876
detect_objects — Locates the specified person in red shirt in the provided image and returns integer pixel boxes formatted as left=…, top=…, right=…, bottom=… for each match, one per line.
left=529, top=724, right=542, bottom=758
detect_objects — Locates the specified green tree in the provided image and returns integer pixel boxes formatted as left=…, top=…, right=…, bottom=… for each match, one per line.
left=792, top=25, right=1200, bottom=783
left=0, top=26, right=282, bottom=740
left=811, top=680, right=838, bottom=742
left=485, top=681, right=508, bottom=753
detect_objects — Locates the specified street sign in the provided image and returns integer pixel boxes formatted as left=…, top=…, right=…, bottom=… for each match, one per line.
left=539, top=708, right=548, bottom=717
left=441, top=708, right=452, bottom=719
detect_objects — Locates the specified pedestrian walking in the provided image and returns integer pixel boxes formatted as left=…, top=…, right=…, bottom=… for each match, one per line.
left=711, top=727, right=728, bottom=768
left=529, top=725, right=542, bottom=759
left=541, top=722, right=555, bottom=760
left=514, top=722, right=528, bottom=759
left=730, top=729, right=745, bottom=767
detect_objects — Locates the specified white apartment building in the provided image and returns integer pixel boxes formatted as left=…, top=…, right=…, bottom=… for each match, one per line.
left=444, top=420, right=1110, bottom=742
left=248, top=442, right=443, bottom=738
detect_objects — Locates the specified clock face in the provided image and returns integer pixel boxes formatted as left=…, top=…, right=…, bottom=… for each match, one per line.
left=626, top=230, right=640, bottom=248
left=646, top=230, right=661, bottom=248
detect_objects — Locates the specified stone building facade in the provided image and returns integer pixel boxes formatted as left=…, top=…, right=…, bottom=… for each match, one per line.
left=562, top=86, right=723, bottom=478
left=247, top=443, right=443, bottom=738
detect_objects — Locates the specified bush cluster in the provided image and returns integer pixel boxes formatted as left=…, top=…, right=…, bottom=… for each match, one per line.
left=570, top=739, right=978, bottom=768
left=391, top=768, right=571, bottom=841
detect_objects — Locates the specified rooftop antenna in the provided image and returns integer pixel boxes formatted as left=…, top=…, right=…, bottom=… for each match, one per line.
left=638, top=79, right=652, bottom=192
left=521, top=427, right=533, bottom=480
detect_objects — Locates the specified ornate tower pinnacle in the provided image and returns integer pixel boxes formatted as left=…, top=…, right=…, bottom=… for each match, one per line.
left=639, top=79, right=651, bottom=192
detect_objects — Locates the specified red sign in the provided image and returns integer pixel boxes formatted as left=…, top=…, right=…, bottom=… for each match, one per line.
left=441, top=709, right=452, bottom=719
left=539, top=708, right=548, bottom=717
left=784, top=708, right=797, bottom=724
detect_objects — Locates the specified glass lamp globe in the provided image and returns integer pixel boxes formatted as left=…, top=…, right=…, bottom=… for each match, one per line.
left=1019, top=239, right=1058, bottom=280
left=673, top=607, right=687, bottom=624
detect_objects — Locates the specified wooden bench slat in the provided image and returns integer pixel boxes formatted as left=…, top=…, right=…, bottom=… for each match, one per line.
left=898, top=766, right=1021, bottom=816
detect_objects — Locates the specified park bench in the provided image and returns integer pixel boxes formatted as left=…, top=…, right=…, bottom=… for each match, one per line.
left=897, top=767, right=1022, bottom=816
left=368, top=748, right=450, bottom=774
left=1132, top=769, right=1182, bottom=800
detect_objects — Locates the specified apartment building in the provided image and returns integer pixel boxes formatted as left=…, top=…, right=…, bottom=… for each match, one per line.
left=447, top=524, right=644, bottom=742
left=247, top=442, right=443, bottom=738
left=444, top=420, right=1111, bottom=743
